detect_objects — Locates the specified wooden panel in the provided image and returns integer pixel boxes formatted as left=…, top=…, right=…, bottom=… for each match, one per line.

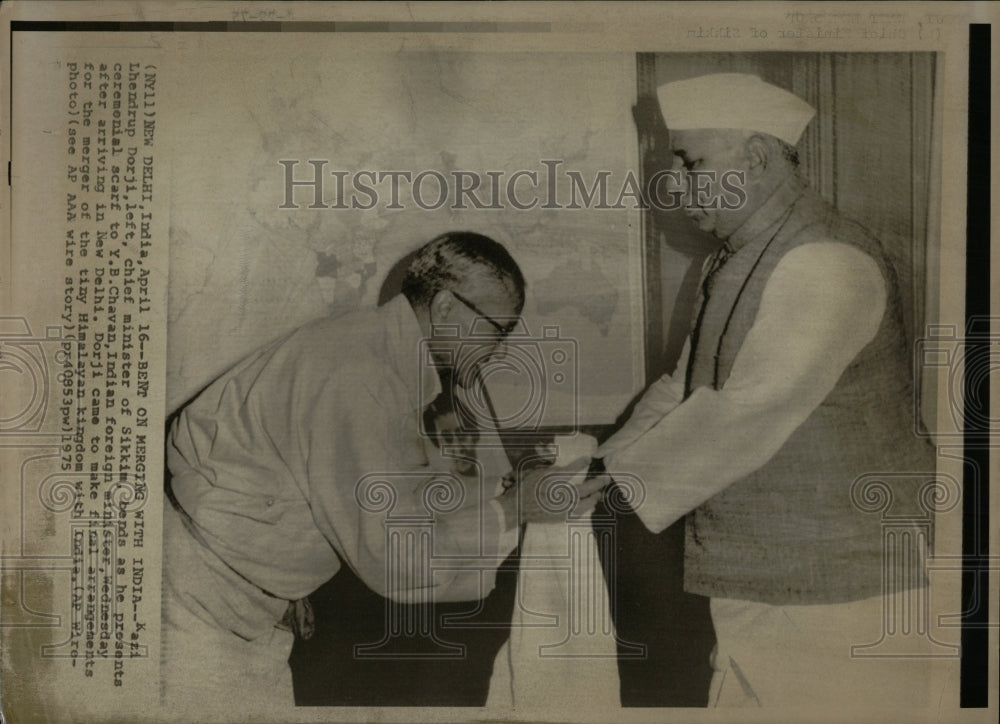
left=832, top=54, right=919, bottom=346
left=636, top=53, right=665, bottom=385
left=791, top=54, right=836, bottom=204
left=910, top=53, right=938, bottom=348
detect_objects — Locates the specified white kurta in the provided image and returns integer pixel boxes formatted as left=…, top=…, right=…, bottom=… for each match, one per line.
left=598, top=241, right=887, bottom=533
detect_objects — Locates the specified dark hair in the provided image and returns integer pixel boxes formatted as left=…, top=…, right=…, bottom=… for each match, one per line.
left=776, top=138, right=800, bottom=167
left=401, top=231, right=525, bottom=311
left=746, top=132, right=800, bottom=169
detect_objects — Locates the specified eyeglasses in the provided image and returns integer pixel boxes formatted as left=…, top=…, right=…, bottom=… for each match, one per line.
left=450, top=290, right=517, bottom=340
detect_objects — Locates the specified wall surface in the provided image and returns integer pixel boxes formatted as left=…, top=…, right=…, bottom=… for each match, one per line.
left=164, top=41, right=647, bottom=426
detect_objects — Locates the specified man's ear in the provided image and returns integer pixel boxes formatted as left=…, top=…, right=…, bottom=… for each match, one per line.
left=428, top=289, right=455, bottom=324
left=744, top=134, right=770, bottom=179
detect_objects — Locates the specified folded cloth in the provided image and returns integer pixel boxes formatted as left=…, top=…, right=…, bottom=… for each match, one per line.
left=486, top=435, right=620, bottom=711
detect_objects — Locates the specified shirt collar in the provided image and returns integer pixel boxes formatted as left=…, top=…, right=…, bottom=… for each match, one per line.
left=726, top=173, right=808, bottom=252
left=383, top=294, right=441, bottom=411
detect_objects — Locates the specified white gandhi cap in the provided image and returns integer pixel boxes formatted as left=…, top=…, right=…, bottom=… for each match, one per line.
left=657, top=73, right=816, bottom=145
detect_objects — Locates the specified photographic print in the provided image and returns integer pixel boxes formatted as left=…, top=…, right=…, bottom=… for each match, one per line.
left=0, top=3, right=993, bottom=722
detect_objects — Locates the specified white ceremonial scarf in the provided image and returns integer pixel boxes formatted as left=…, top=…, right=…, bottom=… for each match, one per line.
left=486, top=435, right=621, bottom=711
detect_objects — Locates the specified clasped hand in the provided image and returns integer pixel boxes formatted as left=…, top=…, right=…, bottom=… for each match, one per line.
left=496, top=456, right=609, bottom=529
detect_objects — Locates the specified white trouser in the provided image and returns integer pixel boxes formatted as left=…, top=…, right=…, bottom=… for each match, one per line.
left=160, top=502, right=295, bottom=718
left=708, top=593, right=944, bottom=708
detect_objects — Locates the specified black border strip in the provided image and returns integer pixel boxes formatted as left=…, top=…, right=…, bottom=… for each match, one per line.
left=961, top=22, right=990, bottom=710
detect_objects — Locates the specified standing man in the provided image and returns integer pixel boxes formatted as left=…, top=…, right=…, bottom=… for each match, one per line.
left=589, top=74, right=937, bottom=706
left=161, top=231, right=601, bottom=712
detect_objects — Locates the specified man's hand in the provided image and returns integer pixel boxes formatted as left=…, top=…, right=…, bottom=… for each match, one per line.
left=495, top=457, right=608, bottom=528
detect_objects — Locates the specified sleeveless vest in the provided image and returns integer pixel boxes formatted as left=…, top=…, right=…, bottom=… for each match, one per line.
left=683, top=176, right=935, bottom=604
